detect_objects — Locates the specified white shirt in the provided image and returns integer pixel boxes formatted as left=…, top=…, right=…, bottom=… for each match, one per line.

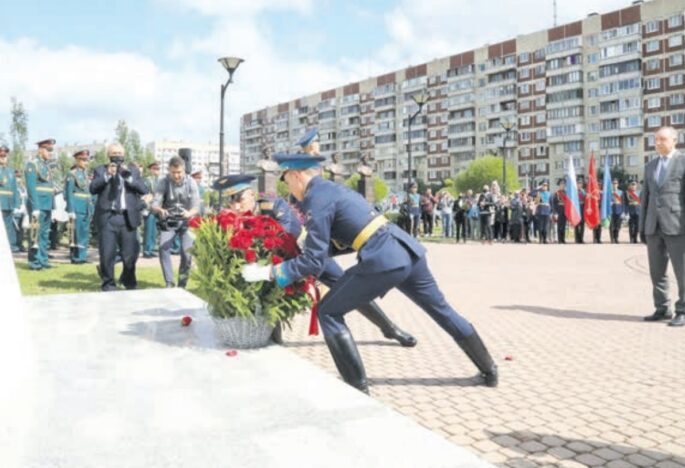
left=105, top=173, right=127, bottom=210
left=655, top=150, right=677, bottom=184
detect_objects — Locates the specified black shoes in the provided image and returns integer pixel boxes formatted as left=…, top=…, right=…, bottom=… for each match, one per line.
left=457, top=331, right=498, bottom=387
left=271, top=322, right=284, bottom=344
left=644, top=311, right=674, bottom=322
left=356, top=302, right=417, bottom=347
left=324, top=330, right=369, bottom=394
left=668, top=314, right=685, bottom=327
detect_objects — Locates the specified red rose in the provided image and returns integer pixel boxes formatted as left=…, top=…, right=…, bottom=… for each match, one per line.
left=279, top=233, right=300, bottom=257
left=271, top=254, right=284, bottom=265
left=245, top=249, right=257, bottom=263
left=284, top=285, right=295, bottom=296
left=181, top=316, right=192, bottom=326
left=217, top=210, right=237, bottom=231
left=188, top=216, right=203, bottom=229
left=263, top=237, right=283, bottom=250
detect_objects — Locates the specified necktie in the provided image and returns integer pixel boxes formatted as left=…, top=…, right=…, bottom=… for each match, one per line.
left=657, top=157, right=667, bottom=186
left=112, top=175, right=122, bottom=210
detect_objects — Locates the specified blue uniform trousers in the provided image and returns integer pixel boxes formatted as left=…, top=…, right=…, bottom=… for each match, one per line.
left=28, top=210, right=51, bottom=269
left=143, top=214, right=157, bottom=256
left=317, top=249, right=474, bottom=340
left=2, top=210, right=17, bottom=252
left=71, top=212, right=91, bottom=263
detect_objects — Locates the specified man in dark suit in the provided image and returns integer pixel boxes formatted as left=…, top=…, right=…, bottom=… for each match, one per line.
left=90, top=143, right=148, bottom=291
left=641, top=126, right=685, bottom=327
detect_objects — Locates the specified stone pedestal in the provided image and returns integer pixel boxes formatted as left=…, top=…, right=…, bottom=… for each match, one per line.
left=357, top=175, right=374, bottom=203
left=258, top=172, right=277, bottom=196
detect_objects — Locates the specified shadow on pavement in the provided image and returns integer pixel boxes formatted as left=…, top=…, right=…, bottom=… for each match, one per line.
left=494, top=304, right=643, bottom=322
left=486, top=430, right=685, bottom=467
left=284, top=340, right=401, bottom=348
left=368, top=376, right=483, bottom=387
left=121, top=318, right=220, bottom=350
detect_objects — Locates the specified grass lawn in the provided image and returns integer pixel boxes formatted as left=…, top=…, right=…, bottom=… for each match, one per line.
left=15, top=260, right=199, bottom=296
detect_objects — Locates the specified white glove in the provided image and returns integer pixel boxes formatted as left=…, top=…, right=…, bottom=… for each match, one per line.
left=68, top=212, right=76, bottom=220
left=13, top=208, right=21, bottom=216
left=241, top=264, right=272, bottom=283
left=32, top=210, right=40, bottom=218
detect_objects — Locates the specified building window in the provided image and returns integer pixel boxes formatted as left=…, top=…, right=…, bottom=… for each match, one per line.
left=587, top=53, right=599, bottom=64
left=671, top=94, right=685, bottom=106
left=646, top=40, right=660, bottom=52
left=668, top=35, right=684, bottom=48
left=646, top=78, right=661, bottom=90
left=669, top=15, right=684, bottom=28
left=645, top=20, right=659, bottom=33
left=672, top=113, right=685, bottom=125
left=519, top=52, right=529, bottom=63
left=647, top=115, right=662, bottom=128
left=520, top=132, right=531, bottom=142
left=646, top=58, right=661, bottom=71
left=648, top=97, right=661, bottom=109
left=670, top=54, right=684, bottom=67
left=628, top=155, right=638, bottom=167
left=670, top=74, right=684, bottom=87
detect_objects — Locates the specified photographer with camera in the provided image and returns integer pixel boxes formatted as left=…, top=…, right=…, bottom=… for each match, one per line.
left=90, top=143, right=148, bottom=291
left=151, top=156, right=200, bottom=288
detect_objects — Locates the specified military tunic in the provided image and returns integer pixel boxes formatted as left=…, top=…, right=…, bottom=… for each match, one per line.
left=65, top=167, right=93, bottom=263
left=25, top=158, right=54, bottom=269
left=0, top=165, right=21, bottom=251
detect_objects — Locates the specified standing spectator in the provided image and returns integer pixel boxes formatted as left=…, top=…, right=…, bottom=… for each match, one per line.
left=575, top=176, right=586, bottom=243
left=610, top=179, right=625, bottom=244
left=453, top=192, right=467, bottom=243
left=439, top=191, right=454, bottom=238
left=407, top=183, right=421, bottom=237
left=509, top=191, right=524, bottom=242
left=552, top=179, right=568, bottom=244
left=478, top=185, right=494, bottom=243
left=90, top=143, right=148, bottom=291
left=535, top=181, right=551, bottom=244
left=152, top=156, right=200, bottom=288
left=420, top=188, right=437, bottom=237
left=494, top=196, right=509, bottom=242
left=593, top=192, right=603, bottom=244
left=641, top=126, right=685, bottom=326
left=0, top=144, right=21, bottom=252
left=468, top=195, right=480, bottom=240
left=142, top=161, right=160, bottom=258
left=625, top=180, right=640, bottom=244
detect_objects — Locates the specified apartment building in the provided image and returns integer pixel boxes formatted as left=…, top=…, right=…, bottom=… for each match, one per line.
left=241, top=0, right=685, bottom=192
left=146, top=141, right=239, bottom=185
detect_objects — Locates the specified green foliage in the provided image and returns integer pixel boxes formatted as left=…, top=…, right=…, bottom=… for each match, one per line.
left=89, top=147, right=109, bottom=171
left=598, top=165, right=632, bottom=189
left=453, top=155, right=520, bottom=194
left=277, top=180, right=290, bottom=198
left=114, top=119, right=148, bottom=165
left=9, top=97, right=28, bottom=170
left=344, top=173, right=389, bottom=202
left=190, top=218, right=310, bottom=326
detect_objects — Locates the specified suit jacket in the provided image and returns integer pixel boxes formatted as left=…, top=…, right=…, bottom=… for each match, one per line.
left=90, top=164, right=148, bottom=228
left=640, top=151, right=685, bottom=236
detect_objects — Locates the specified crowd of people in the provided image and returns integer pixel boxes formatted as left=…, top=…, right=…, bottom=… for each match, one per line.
left=398, top=177, right=642, bottom=245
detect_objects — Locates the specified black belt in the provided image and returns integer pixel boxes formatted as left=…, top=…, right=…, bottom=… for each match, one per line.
left=109, top=209, right=127, bottom=214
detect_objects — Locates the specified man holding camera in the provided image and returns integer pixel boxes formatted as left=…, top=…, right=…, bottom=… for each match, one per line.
left=90, top=143, right=148, bottom=291
left=151, top=156, right=200, bottom=288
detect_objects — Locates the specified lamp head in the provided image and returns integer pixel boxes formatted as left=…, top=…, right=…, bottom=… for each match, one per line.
left=218, top=57, right=244, bottom=75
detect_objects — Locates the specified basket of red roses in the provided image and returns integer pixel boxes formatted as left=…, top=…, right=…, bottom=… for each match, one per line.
left=189, top=210, right=314, bottom=348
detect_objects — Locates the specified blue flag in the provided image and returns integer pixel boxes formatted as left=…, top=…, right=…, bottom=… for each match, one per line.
left=600, top=156, right=612, bottom=224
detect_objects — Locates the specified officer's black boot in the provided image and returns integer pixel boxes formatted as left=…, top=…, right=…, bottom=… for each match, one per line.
left=457, top=331, right=498, bottom=387
left=271, top=321, right=284, bottom=345
left=356, top=302, right=417, bottom=347
left=324, top=330, right=369, bottom=394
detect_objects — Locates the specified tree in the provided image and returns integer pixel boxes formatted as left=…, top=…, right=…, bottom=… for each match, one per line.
left=89, top=147, right=109, bottom=171
left=344, top=173, right=389, bottom=202
left=9, top=97, right=28, bottom=170
left=598, top=165, right=632, bottom=189
left=114, top=119, right=146, bottom=163
left=453, top=155, right=520, bottom=194
left=57, top=151, right=73, bottom=181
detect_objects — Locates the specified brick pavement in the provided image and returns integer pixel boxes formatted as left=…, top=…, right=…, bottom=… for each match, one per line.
left=283, top=240, right=685, bottom=467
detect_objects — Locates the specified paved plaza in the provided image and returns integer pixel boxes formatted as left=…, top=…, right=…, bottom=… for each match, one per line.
left=284, top=240, right=685, bottom=468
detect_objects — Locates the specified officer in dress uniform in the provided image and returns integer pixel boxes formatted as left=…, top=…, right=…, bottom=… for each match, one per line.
left=625, top=180, right=641, bottom=244
left=241, top=154, right=497, bottom=394
left=551, top=178, right=567, bottom=244
left=535, top=181, right=551, bottom=244
left=25, top=138, right=56, bottom=270
left=191, top=169, right=207, bottom=216
left=215, top=173, right=417, bottom=348
left=142, top=161, right=160, bottom=258
left=575, top=176, right=586, bottom=243
left=593, top=189, right=603, bottom=244
left=610, top=179, right=625, bottom=244
left=0, top=144, right=21, bottom=252
left=64, top=150, right=94, bottom=263
left=14, top=169, right=28, bottom=252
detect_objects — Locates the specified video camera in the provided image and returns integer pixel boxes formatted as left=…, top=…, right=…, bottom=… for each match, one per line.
left=158, top=202, right=187, bottom=231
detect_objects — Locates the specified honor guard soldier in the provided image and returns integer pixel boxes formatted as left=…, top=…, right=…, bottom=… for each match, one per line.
left=64, top=150, right=94, bottom=263
left=626, top=180, right=641, bottom=244
left=535, top=181, right=551, bottom=243
left=25, top=138, right=56, bottom=270
left=142, top=161, right=160, bottom=258
left=0, top=144, right=21, bottom=252
left=241, top=154, right=496, bottom=394
left=575, top=176, right=586, bottom=243
left=551, top=178, right=567, bottom=244
left=298, top=127, right=320, bottom=155
left=610, top=179, right=625, bottom=244
left=215, top=173, right=416, bottom=347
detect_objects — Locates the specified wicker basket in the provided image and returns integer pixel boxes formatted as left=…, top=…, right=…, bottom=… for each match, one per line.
left=209, top=305, right=274, bottom=349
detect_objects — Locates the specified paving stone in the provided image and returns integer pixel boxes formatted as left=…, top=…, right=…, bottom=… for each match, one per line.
left=575, top=453, right=607, bottom=466
left=594, top=448, right=625, bottom=461
left=518, top=440, right=547, bottom=453
left=547, top=446, right=576, bottom=460
left=565, top=441, right=595, bottom=453
left=627, top=453, right=658, bottom=467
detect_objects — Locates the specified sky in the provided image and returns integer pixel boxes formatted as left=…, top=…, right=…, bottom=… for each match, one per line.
left=0, top=0, right=632, bottom=148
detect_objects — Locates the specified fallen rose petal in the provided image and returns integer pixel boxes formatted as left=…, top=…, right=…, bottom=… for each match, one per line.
left=504, top=355, right=513, bottom=361
left=181, top=316, right=192, bottom=326
left=225, top=350, right=238, bottom=357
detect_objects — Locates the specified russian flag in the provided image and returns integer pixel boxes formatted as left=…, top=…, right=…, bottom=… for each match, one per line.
left=600, top=156, right=613, bottom=226
left=564, top=155, right=582, bottom=227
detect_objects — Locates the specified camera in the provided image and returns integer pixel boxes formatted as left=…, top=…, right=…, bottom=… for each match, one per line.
left=158, top=203, right=187, bottom=230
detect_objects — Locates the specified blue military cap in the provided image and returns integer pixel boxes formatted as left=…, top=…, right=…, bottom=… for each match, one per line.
left=73, top=149, right=90, bottom=159
left=36, top=138, right=56, bottom=147
left=274, top=152, right=325, bottom=171
left=212, top=174, right=255, bottom=196
left=296, top=128, right=319, bottom=148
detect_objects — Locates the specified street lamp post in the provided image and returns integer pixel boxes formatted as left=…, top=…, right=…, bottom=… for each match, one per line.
left=406, top=90, right=429, bottom=203
left=217, top=56, right=244, bottom=207
left=499, top=117, right=516, bottom=194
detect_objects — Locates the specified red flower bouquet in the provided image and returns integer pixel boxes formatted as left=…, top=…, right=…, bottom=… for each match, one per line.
left=189, top=210, right=312, bottom=326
